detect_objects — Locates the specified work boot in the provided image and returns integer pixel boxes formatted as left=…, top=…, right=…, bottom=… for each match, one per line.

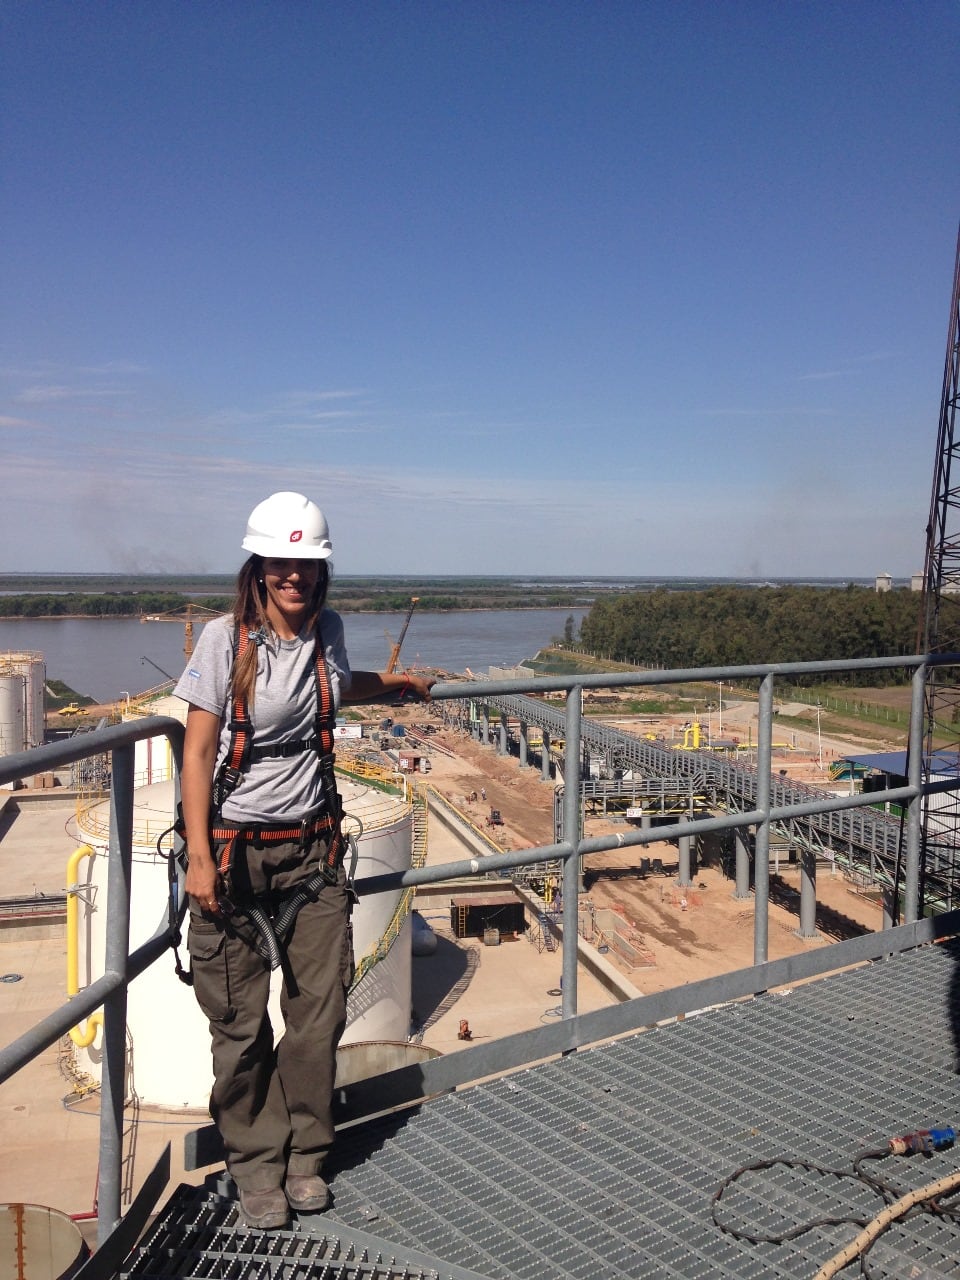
left=284, top=1173, right=331, bottom=1212
left=238, top=1186, right=290, bottom=1230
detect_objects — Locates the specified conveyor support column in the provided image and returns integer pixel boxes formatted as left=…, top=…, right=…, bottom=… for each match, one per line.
left=519, top=720, right=528, bottom=768
left=733, top=831, right=751, bottom=900
left=882, top=888, right=896, bottom=931
left=677, top=834, right=692, bottom=888
left=541, top=729, right=551, bottom=780
left=498, top=712, right=508, bottom=756
left=797, top=847, right=817, bottom=938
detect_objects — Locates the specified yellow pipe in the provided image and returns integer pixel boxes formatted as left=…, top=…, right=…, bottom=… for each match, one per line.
left=66, top=844, right=102, bottom=1049
left=677, top=721, right=703, bottom=750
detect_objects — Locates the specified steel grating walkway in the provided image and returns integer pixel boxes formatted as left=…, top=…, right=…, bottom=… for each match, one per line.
left=116, top=1182, right=494, bottom=1279
left=123, top=937, right=960, bottom=1279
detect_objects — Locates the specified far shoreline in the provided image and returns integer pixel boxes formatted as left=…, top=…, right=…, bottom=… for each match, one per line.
left=0, top=602, right=588, bottom=622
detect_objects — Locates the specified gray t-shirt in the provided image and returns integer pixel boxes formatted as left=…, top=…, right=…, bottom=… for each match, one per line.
left=174, top=610, right=352, bottom=824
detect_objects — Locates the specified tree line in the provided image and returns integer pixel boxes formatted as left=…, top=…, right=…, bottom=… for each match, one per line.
left=576, top=585, right=920, bottom=684
left=0, top=592, right=228, bottom=618
left=0, top=585, right=580, bottom=618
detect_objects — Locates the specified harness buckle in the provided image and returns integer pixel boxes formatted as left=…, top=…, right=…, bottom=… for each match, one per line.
left=213, top=766, right=243, bottom=808
left=217, top=887, right=238, bottom=917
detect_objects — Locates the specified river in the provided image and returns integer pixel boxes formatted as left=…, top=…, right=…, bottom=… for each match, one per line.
left=0, top=608, right=588, bottom=703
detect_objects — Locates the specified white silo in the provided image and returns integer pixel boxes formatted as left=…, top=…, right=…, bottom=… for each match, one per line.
left=341, top=776, right=415, bottom=1047
left=71, top=769, right=415, bottom=1108
left=0, top=651, right=45, bottom=748
left=0, top=673, right=27, bottom=758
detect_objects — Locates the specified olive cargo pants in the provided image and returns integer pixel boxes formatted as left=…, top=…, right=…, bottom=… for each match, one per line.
left=187, top=836, right=351, bottom=1192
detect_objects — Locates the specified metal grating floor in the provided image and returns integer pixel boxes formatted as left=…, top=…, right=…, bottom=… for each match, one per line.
left=116, top=1178, right=494, bottom=1280
left=124, top=938, right=960, bottom=1278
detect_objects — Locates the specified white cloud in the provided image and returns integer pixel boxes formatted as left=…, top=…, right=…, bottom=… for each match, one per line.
left=17, top=383, right=130, bottom=404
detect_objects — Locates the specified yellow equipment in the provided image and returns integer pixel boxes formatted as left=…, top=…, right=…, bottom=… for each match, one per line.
left=385, top=597, right=420, bottom=674
left=673, top=721, right=702, bottom=750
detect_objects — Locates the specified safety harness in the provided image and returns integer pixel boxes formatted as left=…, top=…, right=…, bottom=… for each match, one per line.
left=168, top=621, right=355, bottom=981
left=211, top=621, right=346, bottom=884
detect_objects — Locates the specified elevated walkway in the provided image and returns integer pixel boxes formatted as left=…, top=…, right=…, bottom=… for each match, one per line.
left=479, top=692, right=909, bottom=892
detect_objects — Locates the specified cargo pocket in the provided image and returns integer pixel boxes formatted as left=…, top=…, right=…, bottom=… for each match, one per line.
left=188, top=917, right=235, bottom=1024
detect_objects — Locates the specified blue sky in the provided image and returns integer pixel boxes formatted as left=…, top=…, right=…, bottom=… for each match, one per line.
left=2, top=1, right=957, bottom=577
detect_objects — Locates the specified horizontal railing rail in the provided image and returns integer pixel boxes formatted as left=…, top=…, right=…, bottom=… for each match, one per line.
left=1, top=653, right=959, bottom=1252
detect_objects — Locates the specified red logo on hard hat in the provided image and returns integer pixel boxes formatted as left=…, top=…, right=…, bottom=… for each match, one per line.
left=290, top=530, right=303, bottom=542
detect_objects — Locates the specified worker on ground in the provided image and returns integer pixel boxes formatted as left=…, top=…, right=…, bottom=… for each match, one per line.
left=175, top=491, right=434, bottom=1230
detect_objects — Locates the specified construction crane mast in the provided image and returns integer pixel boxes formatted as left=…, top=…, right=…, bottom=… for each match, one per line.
left=140, top=601, right=222, bottom=660
left=385, top=597, right=420, bottom=674
left=918, top=223, right=960, bottom=910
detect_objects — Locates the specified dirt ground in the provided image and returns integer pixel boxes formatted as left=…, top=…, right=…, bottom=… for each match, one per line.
left=390, top=704, right=887, bottom=995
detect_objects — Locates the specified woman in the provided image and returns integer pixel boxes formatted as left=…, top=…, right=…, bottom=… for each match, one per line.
left=175, top=491, right=434, bottom=1229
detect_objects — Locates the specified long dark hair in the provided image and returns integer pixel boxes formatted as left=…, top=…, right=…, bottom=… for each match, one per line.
left=230, top=555, right=330, bottom=707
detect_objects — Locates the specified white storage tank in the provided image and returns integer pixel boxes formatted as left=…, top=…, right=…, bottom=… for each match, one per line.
left=71, top=769, right=415, bottom=1108
left=0, top=651, right=45, bottom=748
left=0, top=1203, right=90, bottom=1280
left=341, top=779, right=415, bottom=1048
left=0, top=673, right=27, bottom=758
left=121, top=693, right=185, bottom=786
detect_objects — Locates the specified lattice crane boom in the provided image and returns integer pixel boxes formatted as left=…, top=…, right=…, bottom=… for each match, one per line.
left=385, top=596, right=420, bottom=674
left=918, top=222, right=960, bottom=910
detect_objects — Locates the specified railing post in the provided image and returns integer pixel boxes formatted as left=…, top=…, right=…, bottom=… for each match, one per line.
left=753, top=674, right=774, bottom=965
left=904, top=663, right=926, bottom=923
left=562, top=686, right=582, bottom=1021
left=98, top=743, right=135, bottom=1246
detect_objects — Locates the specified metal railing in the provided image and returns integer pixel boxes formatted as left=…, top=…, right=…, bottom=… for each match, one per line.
left=0, top=717, right=185, bottom=1247
left=1, top=653, right=959, bottom=1253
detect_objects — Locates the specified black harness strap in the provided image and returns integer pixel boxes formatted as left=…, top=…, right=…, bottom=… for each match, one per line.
left=311, top=624, right=346, bottom=875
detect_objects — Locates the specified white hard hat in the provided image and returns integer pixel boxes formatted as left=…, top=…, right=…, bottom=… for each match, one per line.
left=242, top=492, right=333, bottom=559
